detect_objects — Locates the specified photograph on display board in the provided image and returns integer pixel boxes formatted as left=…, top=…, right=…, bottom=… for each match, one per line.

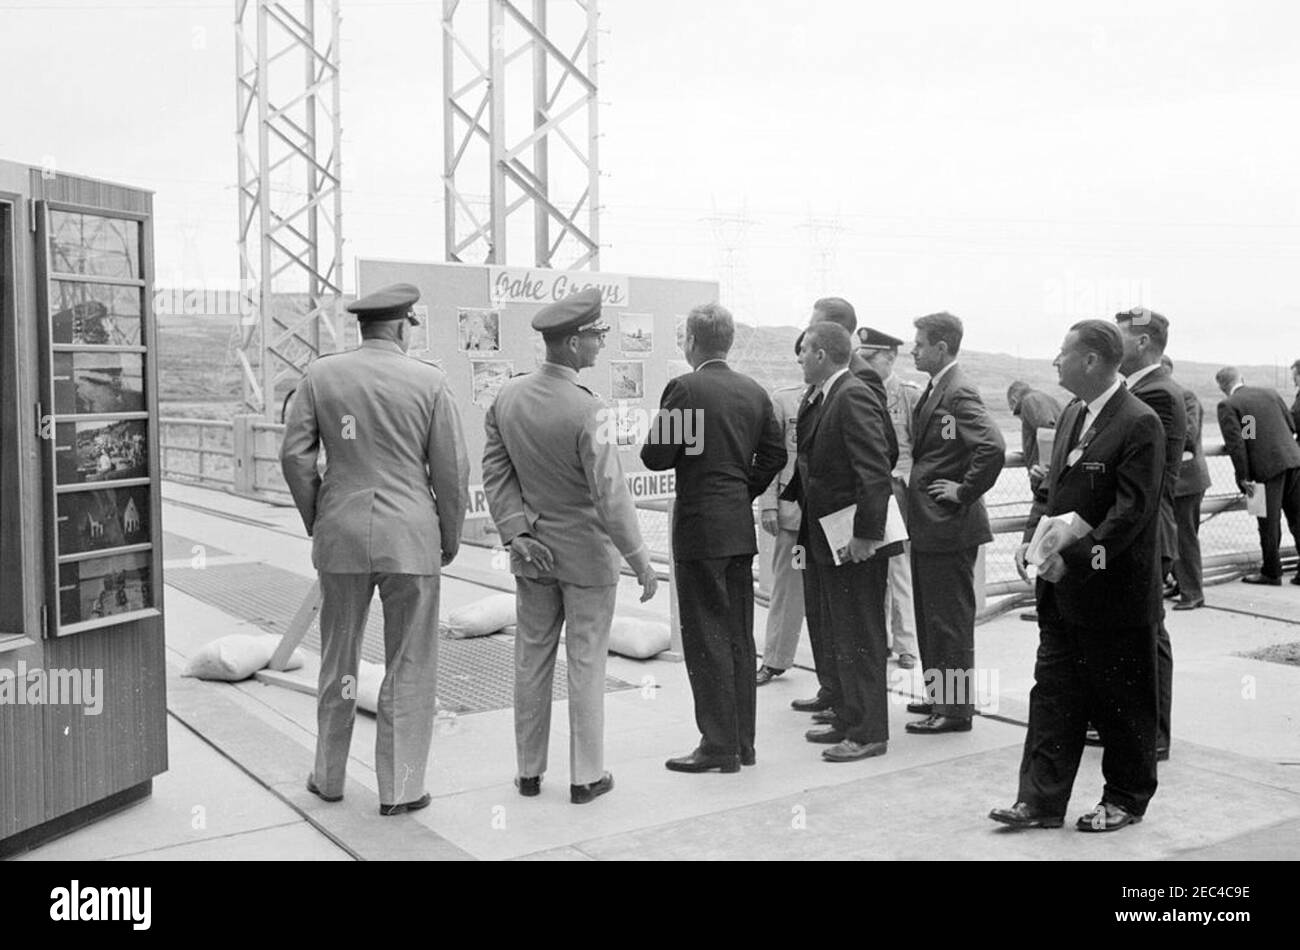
left=55, top=418, right=149, bottom=484
left=610, top=361, right=644, bottom=400
left=458, top=308, right=501, bottom=352
left=58, top=551, right=152, bottom=627
left=618, top=312, right=653, bottom=353
left=57, top=485, right=151, bottom=556
left=471, top=360, right=514, bottom=408
left=614, top=401, right=645, bottom=447
left=50, top=280, right=143, bottom=346
left=53, top=351, right=146, bottom=414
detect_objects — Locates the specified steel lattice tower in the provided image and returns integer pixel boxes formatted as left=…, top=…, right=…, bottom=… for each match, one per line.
left=443, top=0, right=602, bottom=270
left=234, top=0, right=344, bottom=417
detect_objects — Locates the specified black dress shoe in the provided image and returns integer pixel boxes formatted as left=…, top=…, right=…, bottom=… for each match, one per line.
left=306, top=774, right=342, bottom=803
left=989, top=801, right=1064, bottom=829
left=756, top=666, right=785, bottom=686
left=1156, top=746, right=1169, bottom=762
left=665, top=749, right=740, bottom=773
left=1076, top=801, right=1142, bottom=832
left=791, top=695, right=833, bottom=713
left=1084, top=725, right=1103, bottom=746
left=1171, top=598, right=1203, bottom=611
left=906, top=702, right=934, bottom=715
left=805, top=725, right=846, bottom=744
left=379, top=793, right=432, bottom=817
left=1242, top=573, right=1282, bottom=586
left=515, top=776, right=541, bottom=797
left=810, top=709, right=837, bottom=725
left=905, top=715, right=972, bottom=735
left=1163, top=583, right=1181, bottom=600
left=740, top=749, right=756, bottom=767
left=571, top=772, right=614, bottom=804
left=1291, top=574, right=1300, bottom=586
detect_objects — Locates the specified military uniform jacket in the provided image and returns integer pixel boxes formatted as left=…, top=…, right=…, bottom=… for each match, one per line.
left=758, top=384, right=806, bottom=532
left=483, top=361, right=650, bottom=587
left=280, top=340, right=470, bottom=575
left=883, top=373, right=922, bottom=481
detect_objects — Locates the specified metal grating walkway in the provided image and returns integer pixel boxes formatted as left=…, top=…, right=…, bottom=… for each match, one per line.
left=163, top=553, right=634, bottom=714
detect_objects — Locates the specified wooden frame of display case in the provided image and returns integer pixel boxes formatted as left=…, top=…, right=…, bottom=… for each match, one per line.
left=34, top=200, right=162, bottom=637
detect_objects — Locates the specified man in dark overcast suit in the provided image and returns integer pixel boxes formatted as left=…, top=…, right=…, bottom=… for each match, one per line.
left=780, top=322, right=898, bottom=762
left=905, top=312, right=1005, bottom=734
left=1162, top=356, right=1211, bottom=611
left=643, top=302, right=786, bottom=773
left=1007, top=380, right=1062, bottom=496
left=1116, top=308, right=1187, bottom=762
left=992, top=320, right=1164, bottom=833
left=1291, top=359, right=1300, bottom=448
left=1215, top=366, right=1300, bottom=586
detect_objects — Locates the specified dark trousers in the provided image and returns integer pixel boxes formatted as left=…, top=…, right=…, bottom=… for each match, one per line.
left=1256, top=467, right=1300, bottom=580
left=1018, top=620, right=1159, bottom=817
left=675, top=555, right=757, bottom=758
left=911, top=546, right=978, bottom=719
left=1173, top=491, right=1204, bottom=602
left=803, top=555, right=890, bottom=744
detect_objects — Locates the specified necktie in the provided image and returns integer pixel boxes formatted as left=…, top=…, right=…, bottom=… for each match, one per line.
left=1068, top=403, right=1089, bottom=451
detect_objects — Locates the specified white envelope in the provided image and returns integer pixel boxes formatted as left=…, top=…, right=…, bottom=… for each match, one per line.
left=1244, top=484, right=1267, bottom=518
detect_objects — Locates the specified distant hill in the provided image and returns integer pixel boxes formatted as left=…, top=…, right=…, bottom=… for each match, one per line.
left=157, top=311, right=1293, bottom=440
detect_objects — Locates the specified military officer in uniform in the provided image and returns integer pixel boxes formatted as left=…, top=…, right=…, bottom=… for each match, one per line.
left=858, top=326, right=921, bottom=670
left=757, top=367, right=809, bottom=685
left=483, top=288, right=658, bottom=805
left=281, top=283, right=470, bottom=816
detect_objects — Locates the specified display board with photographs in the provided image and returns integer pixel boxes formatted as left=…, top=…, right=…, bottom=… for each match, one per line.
left=39, top=203, right=158, bottom=635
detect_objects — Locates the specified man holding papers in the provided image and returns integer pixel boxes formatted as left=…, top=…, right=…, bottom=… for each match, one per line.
left=993, top=320, right=1164, bottom=833
left=780, top=322, right=898, bottom=762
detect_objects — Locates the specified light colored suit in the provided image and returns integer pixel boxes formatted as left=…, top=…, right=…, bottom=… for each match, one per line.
left=758, top=384, right=807, bottom=670
left=483, top=360, right=650, bottom=785
left=281, top=338, right=470, bottom=805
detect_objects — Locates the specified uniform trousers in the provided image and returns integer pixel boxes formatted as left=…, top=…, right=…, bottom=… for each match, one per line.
left=885, top=543, right=919, bottom=659
left=514, top=576, right=617, bottom=787
left=316, top=572, right=441, bottom=806
left=1172, top=491, right=1204, bottom=602
left=677, top=555, right=757, bottom=759
left=1017, top=618, right=1159, bottom=817
left=761, top=527, right=805, bottom=671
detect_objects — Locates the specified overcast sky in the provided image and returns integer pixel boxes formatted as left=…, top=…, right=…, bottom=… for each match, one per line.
left=2, top=0, right=1297, bottom=368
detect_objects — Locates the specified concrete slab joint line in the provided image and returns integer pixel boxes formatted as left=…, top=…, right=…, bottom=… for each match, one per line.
left=166, top=672, right=475, bottom=861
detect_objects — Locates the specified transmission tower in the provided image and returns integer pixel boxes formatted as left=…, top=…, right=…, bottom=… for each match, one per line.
left=443, top=0, right=602, bottom=269
left=234, top=0, right=345, bottom=416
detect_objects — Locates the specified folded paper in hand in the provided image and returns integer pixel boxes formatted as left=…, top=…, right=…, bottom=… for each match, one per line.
left=1026, top=511, right=1093, bottom=566
left=1244, top=483, right=1267, bottom=518
left=818, top=496, right=908, bottom=567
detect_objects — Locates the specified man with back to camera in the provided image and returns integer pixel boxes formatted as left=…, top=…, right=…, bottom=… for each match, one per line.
left=857, top=326, right=922, bottom=671
left=992, top=320, right=1163, bottom=832
left=1007, top=380, right=1062, bottom=497
left=780, top=321, right=898, bottom=761
left=482, top=288, right=659, bottom=805
left=643, top=302, right=786, bottom=774
left=1115, top=307, right=1187, bottom=762
left=1161, top=355, right=1211, bottom=611
left=905, top=312, right=1005, bottom=734
left=1215, top=366, right=1300, bottom=587
left=281, top=282, right=470, bottom=817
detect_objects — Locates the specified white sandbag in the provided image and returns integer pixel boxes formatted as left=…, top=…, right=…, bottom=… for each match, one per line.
left=183, top=634, right=307, bottom=682
left=442, top=593, right=517, bottom=639
left=608, top=617, right=671, bottom=660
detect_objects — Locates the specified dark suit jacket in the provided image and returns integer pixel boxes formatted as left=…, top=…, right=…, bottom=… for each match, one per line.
left=1025, top=388, right=1165, bottom=628
left=1015, top=388, right=1063, bottom=470
left=1174, top=384, right=1211, bottom=496
left=1216, top=385, right=1300, bottom=484
left=641, top=361, right=786, bottom=561
left=1128, top=366, right=1188, bottom=560
left=906, top=364, right=1006, bottom=552
left=779, top=371, right=897, bottom=565
left=1291, top=391, right=1300, bottom=450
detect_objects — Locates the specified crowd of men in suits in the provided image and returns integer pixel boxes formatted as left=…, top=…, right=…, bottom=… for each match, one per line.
left=281, top=280, right=1300, bottom=827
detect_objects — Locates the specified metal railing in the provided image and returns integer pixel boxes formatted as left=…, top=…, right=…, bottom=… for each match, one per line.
left=160, top=415, right=292, bottom=503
